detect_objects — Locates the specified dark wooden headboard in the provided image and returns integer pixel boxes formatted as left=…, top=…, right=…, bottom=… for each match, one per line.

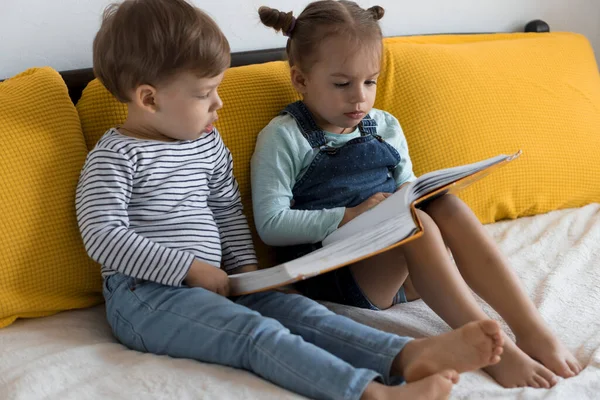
left=31, top=20, right=551, bottom=104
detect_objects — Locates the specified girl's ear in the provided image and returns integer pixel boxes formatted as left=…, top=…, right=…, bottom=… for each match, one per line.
left=290, top=66, right=309, bottom=95
left=131, top=84, right=158, bottom=113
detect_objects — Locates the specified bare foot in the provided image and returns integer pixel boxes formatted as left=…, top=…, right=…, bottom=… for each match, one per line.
left=362, top=370, right=459, bottom=400
left=394, top=320, right=504, bottom=382
left=517, top=329, right=582, bottom=379
left=484, top=338, right=557, bottom=388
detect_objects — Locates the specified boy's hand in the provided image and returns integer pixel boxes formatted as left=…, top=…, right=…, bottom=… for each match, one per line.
left=184, top=259, right=230, bottom=296
left=339, top=192, right=391, bottom=227
left=228, top=264, right=258, bottom=275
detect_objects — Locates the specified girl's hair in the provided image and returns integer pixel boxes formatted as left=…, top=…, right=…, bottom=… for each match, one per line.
left=258, top=1, right=385, bottom=72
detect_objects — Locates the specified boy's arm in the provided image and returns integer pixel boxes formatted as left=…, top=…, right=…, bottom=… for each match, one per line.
left=75, top=149, right=194, bottom=286
left=228, top=264, right=258, bottom=275
left=251, top=122, right=345, bottom=247
left=208, top=131, right=258, bottom=272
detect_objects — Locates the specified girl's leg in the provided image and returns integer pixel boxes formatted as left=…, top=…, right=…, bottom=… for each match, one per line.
left=398, top=207, right=563, bottom=388
left=103, top=273, right=377, bottom=400
left=423, top=194, right=581, bottom=378
left=238, top=290, right=503, bottom=383
left=348, top=247, right=413, bottom=309
left=350, top=205, right=560, bottom=388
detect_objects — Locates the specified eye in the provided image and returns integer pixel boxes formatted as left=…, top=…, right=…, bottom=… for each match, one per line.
left=334, top=82, right=350, bottom=88
left=365, top=80, right=377, bottom=86
left=196, top=93, right=210, bottom=99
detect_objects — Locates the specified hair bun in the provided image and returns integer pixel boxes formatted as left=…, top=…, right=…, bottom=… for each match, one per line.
left=258, top=6, right=295, bottom=35
left=367, top=5, right=385, bottom=20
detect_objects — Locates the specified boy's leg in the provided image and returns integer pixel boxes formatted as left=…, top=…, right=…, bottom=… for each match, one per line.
left=238, top=291, right=503, bottom=383
left=103, top=273, right=377, bottom=400
left=237, top=290, right=408, bottom=385
left=423, top=194, right=581, bottom=378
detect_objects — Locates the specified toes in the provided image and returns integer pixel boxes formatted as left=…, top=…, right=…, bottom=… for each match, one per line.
left=492, top=345, right=504, bottom=357
left=439, top=369, right=460, bottom=384
left=479, top=319, right=501, bottom=336
left=555, top=361, right=575, bottom=378
left=566, top=359, right=581, bottom=375
left=537, top=367, right=558, bottom=387
left=528, top=377, right=541, bottom=389
left=533, top=374, right=550, bottom=389
left=490, top=355, right=501, bottom=365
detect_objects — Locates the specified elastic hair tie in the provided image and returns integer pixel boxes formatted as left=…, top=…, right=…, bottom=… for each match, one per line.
left=285, top=17, right=296, bottom=37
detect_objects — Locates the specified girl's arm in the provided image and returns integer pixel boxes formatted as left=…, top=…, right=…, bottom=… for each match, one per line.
left=251, top=120, right=345, bottom=247
left=379, top=110, right=417, bottom=188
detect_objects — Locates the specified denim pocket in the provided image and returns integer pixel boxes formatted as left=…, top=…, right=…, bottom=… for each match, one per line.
left=111, top=310, right=148, bottom=352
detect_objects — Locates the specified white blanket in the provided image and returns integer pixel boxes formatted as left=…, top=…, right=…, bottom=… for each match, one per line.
left=1, top=204, right=599, bottom=399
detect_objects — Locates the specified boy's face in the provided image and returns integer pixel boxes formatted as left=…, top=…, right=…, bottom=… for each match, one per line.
left=151, top=71, right=225, bottom=141
left=292, top=36, right=381, bottom=134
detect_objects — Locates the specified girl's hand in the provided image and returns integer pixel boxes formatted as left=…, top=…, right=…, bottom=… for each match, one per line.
left=339, top=192, right=392, bottom=227
left=184, top=259, right=230, bottom=296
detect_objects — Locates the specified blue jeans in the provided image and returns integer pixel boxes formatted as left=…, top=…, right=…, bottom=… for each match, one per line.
left=103, top=273, right=411, bottom=400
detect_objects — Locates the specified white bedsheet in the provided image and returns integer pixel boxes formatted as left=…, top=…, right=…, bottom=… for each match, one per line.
left=1, top=204, right=599, bottom=399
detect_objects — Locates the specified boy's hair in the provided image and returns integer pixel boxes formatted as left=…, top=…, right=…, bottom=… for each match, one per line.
left=93, top=0, right=230, bottom=103
left=258, top=1, right=384, bottom=72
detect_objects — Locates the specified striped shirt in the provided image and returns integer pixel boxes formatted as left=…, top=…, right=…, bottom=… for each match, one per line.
left=75, top=128, right=257, bottom=287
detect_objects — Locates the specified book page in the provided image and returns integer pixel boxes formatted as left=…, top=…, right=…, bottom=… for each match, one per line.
left=409, top=154, right=514, bottom=203
left=322, top=182, right=415, bottom=246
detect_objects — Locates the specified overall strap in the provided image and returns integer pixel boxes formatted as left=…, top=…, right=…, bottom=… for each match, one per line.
left=358, top=114, right=379, bottom=137
left=280, top=101, right=327, bottom=148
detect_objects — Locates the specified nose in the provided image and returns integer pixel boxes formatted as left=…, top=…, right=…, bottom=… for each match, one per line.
left=211, top=91, right=223, bottom=111
left=350, top=85, right=366, bottom=104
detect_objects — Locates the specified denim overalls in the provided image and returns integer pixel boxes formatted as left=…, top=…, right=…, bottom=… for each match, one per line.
left=277, top=101, right=408, bottom=309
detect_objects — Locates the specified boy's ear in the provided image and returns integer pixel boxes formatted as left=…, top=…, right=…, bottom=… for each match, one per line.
left=290, top=66, right=309, bottom=95
left=132, top=84, right=158, bottom=113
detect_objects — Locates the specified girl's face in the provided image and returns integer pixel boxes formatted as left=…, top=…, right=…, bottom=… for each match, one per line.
left=291, top=36, right=382, bottom=134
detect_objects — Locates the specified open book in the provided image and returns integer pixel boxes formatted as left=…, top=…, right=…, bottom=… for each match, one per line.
left=229, top=151, right=522, bottom=296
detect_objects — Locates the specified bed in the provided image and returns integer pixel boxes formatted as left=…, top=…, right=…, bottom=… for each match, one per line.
left=2, top=204, right=599, bottom=399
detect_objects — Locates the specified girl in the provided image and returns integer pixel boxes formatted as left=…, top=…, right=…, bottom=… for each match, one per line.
left=253, top=0, right=581, bottom=389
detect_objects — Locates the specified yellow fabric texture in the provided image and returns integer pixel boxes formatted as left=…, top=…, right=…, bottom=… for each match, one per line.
left=76, top=61, right=299, bottom=267
left=76, top=78, right=127, bottom=151
left=375, top=32, right=600, bottom=223
left=0, top=67, right=103, bottom=328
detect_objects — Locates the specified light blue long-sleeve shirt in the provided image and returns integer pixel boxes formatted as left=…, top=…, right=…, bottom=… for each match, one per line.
left=251, top=108, right=416, bottom=247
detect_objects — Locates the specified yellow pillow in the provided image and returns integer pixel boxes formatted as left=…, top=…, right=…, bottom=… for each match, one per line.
left=0, top=67, right=102, bottom=328
left=76, top=78, right=127, bottom=151
left=77, top=61, right=299, bottom=267
left=375, top=33, right=600, bottom=223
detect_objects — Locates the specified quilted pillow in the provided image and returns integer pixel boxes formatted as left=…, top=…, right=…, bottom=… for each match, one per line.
left=375, top=32, right=600, bottom=223
left=0, top=67, right=102, bottom=328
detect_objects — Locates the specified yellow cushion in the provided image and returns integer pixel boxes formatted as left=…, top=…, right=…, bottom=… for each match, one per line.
left=76, top=61, right=299, bottom=267
left=0, top=67, right=102, bottom=328
left=375, top=33, right=600, bottom=223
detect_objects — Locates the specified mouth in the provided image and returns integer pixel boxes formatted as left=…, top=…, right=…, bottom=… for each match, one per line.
left=344, top=111, right=365, bottom=120
left=203, top=117, right=217, bottom=133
